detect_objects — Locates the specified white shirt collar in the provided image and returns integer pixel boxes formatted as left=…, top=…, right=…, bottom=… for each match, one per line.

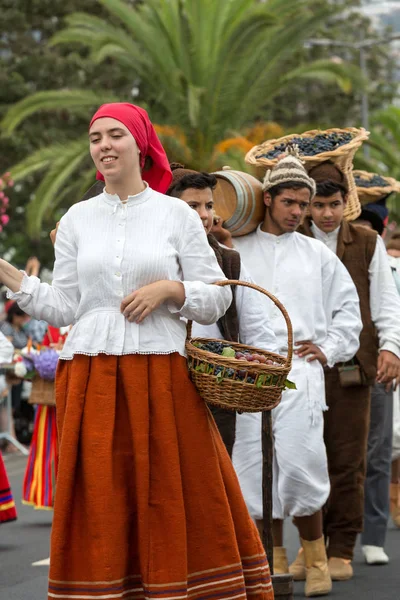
left=256, top=223, right=293, bottom=242
left=102, top=182, right=151, bottom=207
left=311, top=222, right=340, bottom=244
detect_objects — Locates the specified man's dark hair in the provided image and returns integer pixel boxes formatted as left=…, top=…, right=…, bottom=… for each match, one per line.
left=315, top=181, right=347, bottom=200
left=268, top=181, right=313, bottom=201
left=168, top=172, right=217, bottom=198
left=6, top=302, right=27, bottom=323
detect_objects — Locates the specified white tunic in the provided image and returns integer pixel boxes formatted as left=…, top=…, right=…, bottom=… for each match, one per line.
left=233, top=226, right=362, bottom=366
left=8, top=187, right=232, bottom=360
left=231, top=226, right=362, bottom=520
left=311, top=223, right=400, bottom=358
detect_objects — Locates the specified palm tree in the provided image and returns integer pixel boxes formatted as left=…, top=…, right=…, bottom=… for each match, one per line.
left=1, top=0, right=363, bottom=238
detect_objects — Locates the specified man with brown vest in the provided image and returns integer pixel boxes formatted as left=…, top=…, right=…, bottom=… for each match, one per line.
left=296, top=161, right=400, bottom=581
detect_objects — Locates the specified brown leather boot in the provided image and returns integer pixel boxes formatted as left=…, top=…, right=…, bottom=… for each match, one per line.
left=273, top=546, right=289, bottom=574
left=328, top=557, right=353, bottom=581
left=289, top=547, right=306, bottom=581
left=301, top=537, right=332, bottom=597
left=390, top=483, right=400, bottom=527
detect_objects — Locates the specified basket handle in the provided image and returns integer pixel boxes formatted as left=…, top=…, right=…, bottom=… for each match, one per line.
left=186, top=279, right=293, bottom=365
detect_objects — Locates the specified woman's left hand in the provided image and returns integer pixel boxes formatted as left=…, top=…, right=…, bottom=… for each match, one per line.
left=121, top=281, right=185, bottom=323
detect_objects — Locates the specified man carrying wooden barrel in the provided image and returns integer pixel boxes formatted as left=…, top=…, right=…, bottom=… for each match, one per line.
left=298, top=162, right=400, bottom=580
left=232, top=155, right=362, bottom=597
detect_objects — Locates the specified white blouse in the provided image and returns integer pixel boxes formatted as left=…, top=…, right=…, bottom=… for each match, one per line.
left=234, top=226, right=362, bottom=368
left=8, top=187, right=232, bottom=360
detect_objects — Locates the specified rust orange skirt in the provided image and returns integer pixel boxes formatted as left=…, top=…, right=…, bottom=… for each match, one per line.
left=49, top=353, right=273, bottom=600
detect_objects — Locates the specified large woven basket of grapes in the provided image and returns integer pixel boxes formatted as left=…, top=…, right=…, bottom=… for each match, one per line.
left=245, top=127, right=369, bottom=222
left=186, top=280, right=293, bottom=413
left=354, top=170, right=400, bottom=204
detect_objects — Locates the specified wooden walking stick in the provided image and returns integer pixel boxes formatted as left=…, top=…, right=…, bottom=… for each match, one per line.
left=262, top=411, right=294, bottom=599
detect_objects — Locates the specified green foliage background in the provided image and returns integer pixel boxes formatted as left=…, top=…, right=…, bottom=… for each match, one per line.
left=0, top=0, right=398, bottom=267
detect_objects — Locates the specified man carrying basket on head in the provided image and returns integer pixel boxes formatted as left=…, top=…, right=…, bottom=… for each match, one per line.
left=232, top=155, right=362, bottom=598
left=300, top=163, right=400, bottom=577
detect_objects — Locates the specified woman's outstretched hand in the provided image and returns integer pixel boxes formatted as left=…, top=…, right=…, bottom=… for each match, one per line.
left=121, top=281, right=185, bottom=324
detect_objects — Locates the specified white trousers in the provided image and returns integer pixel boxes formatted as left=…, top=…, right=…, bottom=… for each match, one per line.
left=393, top=387, right=400, bottom=461
left=232, top=357, right=330, bottom=520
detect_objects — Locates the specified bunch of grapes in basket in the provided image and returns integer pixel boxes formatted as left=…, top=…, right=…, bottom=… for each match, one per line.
left=354, top=174, right=390, bottom=188
left=259, top=132, right=353, bottom=160
left=199, top=341, right=277, bottom=365
left=192, top=341, right=287, bottom=387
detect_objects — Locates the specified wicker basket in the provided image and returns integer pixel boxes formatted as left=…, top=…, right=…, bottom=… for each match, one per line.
left=28, top=377, right=56, bottom=407
left=186, top=280, right=293, bottom=412
left=245, top=127, right=369, bottom=222
left=354, top=169, right=400, bottom=204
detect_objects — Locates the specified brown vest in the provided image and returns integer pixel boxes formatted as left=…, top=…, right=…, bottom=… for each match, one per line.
left=300, top=219, right=378, bottom=383
left=206, top=235, right=241, bottom=457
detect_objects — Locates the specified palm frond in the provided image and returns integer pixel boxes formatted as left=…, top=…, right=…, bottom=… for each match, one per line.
left=23, top=137, right=89, bottom=238
left=279, top=59, right=366, bottom=94
left=1, top=90, right=119, bottom=134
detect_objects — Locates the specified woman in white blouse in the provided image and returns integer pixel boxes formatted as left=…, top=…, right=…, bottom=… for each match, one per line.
left=0, top=103, right=273, bottom=600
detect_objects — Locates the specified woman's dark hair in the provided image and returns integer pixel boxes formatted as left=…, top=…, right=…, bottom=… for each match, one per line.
left=6, top=302, right=27, bottom=323
left=143, top=156, right=154, bottom=171
left=168, top=172, right=217, bottom=198
left=315, top=181, right=347, bottom=199
left=268, top=181, right=313, bottom=201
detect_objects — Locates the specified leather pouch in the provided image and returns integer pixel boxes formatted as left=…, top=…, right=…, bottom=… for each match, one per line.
left=338, top=364, right=366, bottom=387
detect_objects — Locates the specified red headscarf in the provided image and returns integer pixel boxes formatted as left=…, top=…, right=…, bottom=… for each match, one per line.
left=89, top=103, right=172, bottom=194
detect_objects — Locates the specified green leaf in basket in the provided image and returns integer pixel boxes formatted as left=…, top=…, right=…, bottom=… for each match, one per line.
left=216, top=371, right=225, bottom=384
left=264, top=375, right=273, bottom=386
left=222, top=346, right=235, bottom=358
left=256, top=375, right=266, bottom=388
left=195, top=363, right=206, bottom=373
left=284, top=379, right=297, bottom=390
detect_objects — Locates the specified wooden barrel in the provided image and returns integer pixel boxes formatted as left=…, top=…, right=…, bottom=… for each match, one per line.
left=212, top=169, right=265, bottom=237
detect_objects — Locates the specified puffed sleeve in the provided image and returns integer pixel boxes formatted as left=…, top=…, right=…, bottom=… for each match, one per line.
left=318, top=247, right=362, bottom=367
left=170, top=209, right=232, bottom=324
left=7, top=211, right=80, bottom=327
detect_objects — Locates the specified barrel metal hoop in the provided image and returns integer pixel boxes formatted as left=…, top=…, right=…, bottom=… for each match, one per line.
left=238, top=178, right=257, bottom=231
left=217, top=172, right=248, bottom=231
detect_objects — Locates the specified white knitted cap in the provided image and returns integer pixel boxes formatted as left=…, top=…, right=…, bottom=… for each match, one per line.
left=262, top=155, right=316, bottom=198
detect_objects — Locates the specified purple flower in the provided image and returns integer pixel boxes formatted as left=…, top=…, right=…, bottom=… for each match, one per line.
left=33, top=349, right=59, bottom=381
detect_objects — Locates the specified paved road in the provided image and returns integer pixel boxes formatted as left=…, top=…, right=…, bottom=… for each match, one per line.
left=1, top=454, right=399, bottom=599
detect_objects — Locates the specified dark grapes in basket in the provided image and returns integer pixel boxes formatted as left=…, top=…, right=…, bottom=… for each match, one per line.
left=190, top=341, right=296, bottom=390
left=257, top=132, right=354, bottom=160
left=193, top=341, right=277, bottom=364
left=354, top=174, right=390, bottom=188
